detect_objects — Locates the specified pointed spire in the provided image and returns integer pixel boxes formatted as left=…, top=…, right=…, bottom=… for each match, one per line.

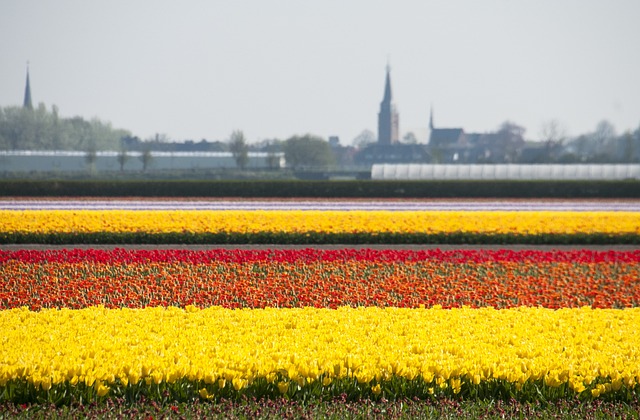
left=378, top=62, right=399, bottom=145
left=382, top=63, right=392, bottom=103
left=23, top=62, right=33, bottom=110
left=429, top=105, right=434, bottom=130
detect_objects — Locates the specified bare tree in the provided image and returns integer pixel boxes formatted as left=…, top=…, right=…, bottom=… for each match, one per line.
left=117, top=147, right=129, bottom=172
left=588, top=120, right=617, bottom=162
left=352, top=129, right=376, bottom=148
left=402, top=132, right=418, bottom=144
left=85, top=140, right=97, bottom=175
left=495, top=121, right=526, bottom=162
left=539, top=119, right=567, bottom=162
left=229, top=130, right=249, bottom=170
left=593, top=120, right=616, bottom=145
left=139, top=143, right=153, bottom=172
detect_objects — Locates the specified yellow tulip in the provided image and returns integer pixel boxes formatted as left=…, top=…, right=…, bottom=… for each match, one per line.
left=277, top=381, right=289, bottom=395
left=95, top=380, right=109, bottom=397
left=198, top=388, right=213, bottom=399
left=232, top=378, right=247, bottom=391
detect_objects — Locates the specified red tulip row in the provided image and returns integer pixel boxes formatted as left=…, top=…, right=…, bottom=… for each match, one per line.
left=2, top=247, right=638, bottom=264
left=2, top=248, right=638, bottom=311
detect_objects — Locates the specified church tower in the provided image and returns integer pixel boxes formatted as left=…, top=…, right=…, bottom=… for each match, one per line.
left=377, top=64, right=399, bottom=145
left=23, top=64, right=33, bottom=110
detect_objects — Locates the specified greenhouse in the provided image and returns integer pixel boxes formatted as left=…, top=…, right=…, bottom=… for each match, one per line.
left=371, top=163, right=640, bottom=180
left=0, top=150, right=284, bottom=172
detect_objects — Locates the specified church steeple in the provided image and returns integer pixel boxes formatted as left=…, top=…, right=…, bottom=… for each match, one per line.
left=377, top=64, right=399, bottom=145
left=429, top=105, right=434, bottom=130
left=382, top=63, right=392, bottom=103
left=23, top=63, right=33, bottom=110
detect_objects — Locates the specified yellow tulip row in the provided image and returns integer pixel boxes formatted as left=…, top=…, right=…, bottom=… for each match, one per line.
left=1, top=210, right=639, bottom=235
left=1, top=306, right=639, bottom=399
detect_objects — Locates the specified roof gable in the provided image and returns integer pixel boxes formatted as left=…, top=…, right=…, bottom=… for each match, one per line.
left=429, top=128, right=464, bottom=146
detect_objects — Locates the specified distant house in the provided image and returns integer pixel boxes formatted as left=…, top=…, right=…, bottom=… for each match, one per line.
left=427, top=109, right=468, bottom=162
left=428, top=128, right=465, bottom=149
left=427, top=110, right=525, bottom=163
left=354, top=143, right=430, bottom=166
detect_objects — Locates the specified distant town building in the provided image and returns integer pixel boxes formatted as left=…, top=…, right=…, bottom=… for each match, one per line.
left=355, top=65, right=429, bottom=167
left=428, top=108, right=465, bottom=149
left=428, top=109, right=525, bottom=163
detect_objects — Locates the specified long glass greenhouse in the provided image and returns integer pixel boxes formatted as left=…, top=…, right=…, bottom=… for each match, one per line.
left=0, top=150, right=284, bottom=172
left=371, top=164, right=640, bottom=180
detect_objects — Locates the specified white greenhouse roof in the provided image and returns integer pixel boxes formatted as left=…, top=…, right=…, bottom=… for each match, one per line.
left=371, top=164, right=640, bottom=180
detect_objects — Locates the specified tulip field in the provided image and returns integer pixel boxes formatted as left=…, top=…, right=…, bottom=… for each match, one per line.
left=1, top=198, right=640, bottom=418
left=1, top=198, right=640, bottom=244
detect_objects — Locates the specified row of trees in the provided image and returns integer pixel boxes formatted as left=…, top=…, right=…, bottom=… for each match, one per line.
left=228, top=131, right=335, bottom=170
left=509, top=120, right=640, bottom=164
left=120, top=131, right=335, bottom=171
left=2, top=103, right=639, bottom=169
left=0, top=105, right=129, bottom=151
left=0, top=104, right=336, bottom=170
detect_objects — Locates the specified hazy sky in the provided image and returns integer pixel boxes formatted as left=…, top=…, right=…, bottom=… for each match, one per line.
left=2, top=1, right=639, bottom=144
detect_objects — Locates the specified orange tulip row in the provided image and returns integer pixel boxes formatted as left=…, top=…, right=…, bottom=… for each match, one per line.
left=2, top=248, right=638, bottom=310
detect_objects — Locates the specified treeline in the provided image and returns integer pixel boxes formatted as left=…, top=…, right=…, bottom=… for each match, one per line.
left=121, top=134, right=229, bottom=153
left=0, top=105, right=337, bottom=168
left=2, top=103, right=640, bottom=167
left=548, top=121, right=640, bottom=164
left=0, top=105, right=129, bottom=151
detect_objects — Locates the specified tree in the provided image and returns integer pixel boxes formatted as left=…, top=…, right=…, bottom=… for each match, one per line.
left=538, top=119, right=567, bottom=162
left=622, top=131, right=636, bottom=163
left=259, top=139, right=283, bottom=170
left=85, top=141, right=97, bottom=175
left=117, top=147, right=129, bottom=172
left=228, top=130, right=249, bottom=170
left=352, top=129, right=376, bottom=148
left=0, top=104, right=130, bottom=151
left=630, top=125, right=640, bottom=162
left=402, top=132, right=418, bottom=144
left=592, top=120, right=617, bottom=161
left=495, top=121, right=526, bottom=163
left=539, top=119, right=566, bottom=144
left=565, top=120, right=616, bottom=162
left=566, top=134, right=591, bottom=161
left=593, top=120, right=616, bottom=146
left=498, top=121, right=526, bottom=138
left=284, top=134, right=335, bottom=170
left=139, top=143, right=153, bottom=172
